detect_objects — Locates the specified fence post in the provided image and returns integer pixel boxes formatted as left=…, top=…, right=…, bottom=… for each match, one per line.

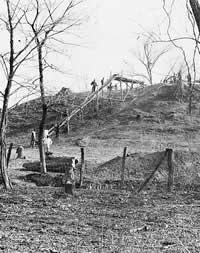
left=167, top=148, right=174, bottom=192
left=79, top=147, right=85, bottom=187
left=121, top=147, right=127, bottom=187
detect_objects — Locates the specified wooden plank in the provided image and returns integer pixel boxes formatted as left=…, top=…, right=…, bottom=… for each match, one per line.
left=115, top=76, right=144, bottom=84
left=137, top=150, right=167, bottom=193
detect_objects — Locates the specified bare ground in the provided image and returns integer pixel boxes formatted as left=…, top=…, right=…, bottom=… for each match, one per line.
left=3, top=120, right=200, bottom=253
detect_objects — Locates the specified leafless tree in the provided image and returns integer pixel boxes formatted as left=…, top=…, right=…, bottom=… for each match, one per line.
left=24, top=0, right=82, bottom=173
left=0, top=0, right=41, bottom=189
left=133, top=35, right=169, bottom=85
left=161, top=0, right=200, bottom=115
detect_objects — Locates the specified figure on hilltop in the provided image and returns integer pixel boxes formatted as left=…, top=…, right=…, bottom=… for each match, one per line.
left=101, top=77, right=104, bottom=86
left=91, top=79, right=98, bottom=92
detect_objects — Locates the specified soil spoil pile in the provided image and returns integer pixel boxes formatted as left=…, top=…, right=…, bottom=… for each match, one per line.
left=96, top=150, right=200, bottom=185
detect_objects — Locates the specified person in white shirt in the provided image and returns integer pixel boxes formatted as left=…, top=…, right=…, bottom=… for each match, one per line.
left=44, top=135, right=53, bottom=153
left=44, top=129, right=49, bottom=139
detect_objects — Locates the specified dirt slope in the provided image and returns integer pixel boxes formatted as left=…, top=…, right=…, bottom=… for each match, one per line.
left=8, top=82, right=200, bottom=136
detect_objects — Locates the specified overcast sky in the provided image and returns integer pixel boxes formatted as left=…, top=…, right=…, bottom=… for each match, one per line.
left=68, top=0, right=169, bottom=90
left=0, top=0, right=198, bottom=105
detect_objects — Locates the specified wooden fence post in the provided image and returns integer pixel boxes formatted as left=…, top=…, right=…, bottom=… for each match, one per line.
left=79, top=147, right=85, bottom=187
left=121, top=147, right=127, bottom=187
left=167, top=148, right=174, bottom=192
left=7, top=143, right=13, bottom=167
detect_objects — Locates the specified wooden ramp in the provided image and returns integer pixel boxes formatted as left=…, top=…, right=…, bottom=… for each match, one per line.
left=48, top=74, right=119, bottom=135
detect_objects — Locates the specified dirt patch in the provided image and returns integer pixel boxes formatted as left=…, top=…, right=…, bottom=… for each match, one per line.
left=1, top=185, right=200, bottom=252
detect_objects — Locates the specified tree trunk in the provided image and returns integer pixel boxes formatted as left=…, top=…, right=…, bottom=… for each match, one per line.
left=0, top=2, right=15, bottom=190
left=7, top=143, right=13, bottom=167
left=189, top=0, right=200, bottom=33
left=187, top=73, right=192, bottom=115
left=189, top=1, right=200, bottom=114
left=37, top=44, right=47, bottom=174
left=0, top=82, right=13, bottom=189
left=38, top=104, right=47, bottom=173
left=148, top=69, right=153, bottom=85
left=0, top=126, right=12, bottom=189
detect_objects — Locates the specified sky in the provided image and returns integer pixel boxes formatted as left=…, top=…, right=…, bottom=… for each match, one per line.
left=0, top=0, right=198, bottom=105
left=67, top=0, right=168, bottom=90
left=61, top=0, right=195, bottom=91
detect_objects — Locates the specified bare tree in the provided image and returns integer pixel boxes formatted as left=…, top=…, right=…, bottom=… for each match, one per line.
left=0, top=0, right=42, bottom=189
left=134, top=35, right=169, bottom=85
left=24, top=0, right=82, bottom=173
left=161, top=0, right=200, bottom=115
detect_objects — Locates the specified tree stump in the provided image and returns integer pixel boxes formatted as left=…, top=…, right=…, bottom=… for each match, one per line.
left=63, top=158, right=75, bottom=195
left=65, top=180, right=73, bottom=195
